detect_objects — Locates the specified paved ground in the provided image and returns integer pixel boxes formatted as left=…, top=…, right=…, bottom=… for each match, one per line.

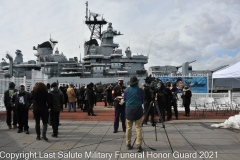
left=0, top=104, right=239, bottom=160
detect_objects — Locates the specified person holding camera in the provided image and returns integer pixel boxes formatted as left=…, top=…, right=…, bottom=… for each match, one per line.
left=4, top=82, right=18, bottom=129
left=142, top=77, right=155, bottom=126
left=12, top=85, right=31, bottom=134
left=171, top=82, right=179, bottom=120
left=165, top=82, right=173, bottom=121
left=124, top=76, right=144, bottom=152
left=156, top=81, right=167, bottom=123
left=112, top=78, right=126, bottom=133
left=181, top=86, right=192, bottom=116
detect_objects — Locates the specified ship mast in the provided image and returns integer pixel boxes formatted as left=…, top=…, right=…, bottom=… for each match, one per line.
left=85, top=1, right=107, bottom=40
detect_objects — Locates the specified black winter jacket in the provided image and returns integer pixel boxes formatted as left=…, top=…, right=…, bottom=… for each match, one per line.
left=4, top=88, right=18, bottom=108
left=48, top=87, right=64, bottom=112
left=87, top=87, right=96, bottom=105
left=181, top=89, right=192, bottom=105
left=32, top=91, right=49, bottom=113
left=143, top=87, right=152, bottom=104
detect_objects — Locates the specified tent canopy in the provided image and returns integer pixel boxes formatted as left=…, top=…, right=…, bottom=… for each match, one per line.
left=212, top=62, right=240, bottom=79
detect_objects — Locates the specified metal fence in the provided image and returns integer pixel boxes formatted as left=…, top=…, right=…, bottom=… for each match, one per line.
left=0, top=76, right=48, bottom=110
left=0, top=76, right=26, bottom=95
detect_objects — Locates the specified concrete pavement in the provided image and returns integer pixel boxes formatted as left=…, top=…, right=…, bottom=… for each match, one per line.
left=0, top=118, right=239, bottom=160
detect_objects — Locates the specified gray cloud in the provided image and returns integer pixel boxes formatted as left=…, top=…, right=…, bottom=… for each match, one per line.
left=0, top=0, right=240, bottom=72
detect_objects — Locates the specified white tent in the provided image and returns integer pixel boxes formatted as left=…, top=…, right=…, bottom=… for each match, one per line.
left=212, top=62, right=240, bottom=79
left=211, top=61, right=240, bottom=94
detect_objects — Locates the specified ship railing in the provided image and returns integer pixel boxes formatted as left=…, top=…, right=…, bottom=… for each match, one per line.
left=0, top=76, right=26, bottom=95
left=0, top=94, right=4, bottom=109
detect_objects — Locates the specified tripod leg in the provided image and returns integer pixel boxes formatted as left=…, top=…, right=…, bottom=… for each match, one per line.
left=155, top=101, right=173, bottom=153
left=142, top=101, right=153, bottom=125
left=155, top=102, right=165, bottom=128
left=153, top=102, right=157, bottom=141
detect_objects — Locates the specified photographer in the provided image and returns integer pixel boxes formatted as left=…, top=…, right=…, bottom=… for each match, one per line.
left=165, top=82, right=173, bottom=121
left=143, top=77, right=155, bottom=126
left=112, top=78, right=126, bottom=133
left=170, top=83, right=179, bottom=120
left=156, top=80, right=167, bottom=123
left=4, top=82, right=18, bottom=129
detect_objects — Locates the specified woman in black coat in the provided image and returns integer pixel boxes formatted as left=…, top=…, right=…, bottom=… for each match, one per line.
left=32, top=82, right=49, bottom=141
left=181, top=86, right=192, bottom=116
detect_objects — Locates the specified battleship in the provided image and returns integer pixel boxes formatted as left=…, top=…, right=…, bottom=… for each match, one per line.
left=1, top=1, right=240, bottom=92
left=0, top=1, right=148, bottom=86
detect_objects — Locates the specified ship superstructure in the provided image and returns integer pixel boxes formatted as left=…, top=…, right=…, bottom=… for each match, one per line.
left=0, top=1, right=148, bottom=79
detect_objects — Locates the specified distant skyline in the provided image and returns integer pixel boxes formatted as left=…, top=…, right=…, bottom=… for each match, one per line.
left=0, top=0, right=240, bottom=70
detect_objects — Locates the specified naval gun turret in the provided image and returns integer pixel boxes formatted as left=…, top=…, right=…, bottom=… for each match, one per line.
left=181, top=60, right=196, bottom=76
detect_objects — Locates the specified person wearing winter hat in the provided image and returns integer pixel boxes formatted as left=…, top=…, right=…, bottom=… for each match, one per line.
left=86, top=82, right=96, bottom=116
left=4, top=82, right=18, bottom=129
left=124, top=76, right=144, bottom=152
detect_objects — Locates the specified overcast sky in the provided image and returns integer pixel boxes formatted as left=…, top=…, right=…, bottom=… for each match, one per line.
left=0, top=0, right=240, bottom=70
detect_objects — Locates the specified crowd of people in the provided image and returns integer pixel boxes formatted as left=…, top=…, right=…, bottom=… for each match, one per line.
left=3, top=81, right=99, bottom=141
left=3, top=76, right=192, bottom=152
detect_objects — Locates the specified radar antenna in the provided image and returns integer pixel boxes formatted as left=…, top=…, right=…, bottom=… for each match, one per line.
left=85, top=1, right=107, bottom=40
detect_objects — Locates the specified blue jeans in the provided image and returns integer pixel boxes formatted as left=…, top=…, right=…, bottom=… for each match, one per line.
left=68, top=102, right=76, bottom=112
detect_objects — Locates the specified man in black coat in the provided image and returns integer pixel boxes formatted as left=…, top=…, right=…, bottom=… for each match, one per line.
left=181, top=86, right=192, bottom=116
left=4, top=82, right=18, bottom=129
left=48, top=82, right=64, bottom=137
left=12, top=85, right=31, bottom=134
left=143, top=82, right=155, bottom=126
left=87, top=82, right=96, bottom=116
left=164, top=82, right=173, bottom=121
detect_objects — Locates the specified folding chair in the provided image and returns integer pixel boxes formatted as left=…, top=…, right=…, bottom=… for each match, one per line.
left=204, top=97, right=215, bottom=113
left=234, top=98, right=240, bottom=114
left=215, top=98, right=231, bottom=116
left=194, top=98, right=206, bottom=116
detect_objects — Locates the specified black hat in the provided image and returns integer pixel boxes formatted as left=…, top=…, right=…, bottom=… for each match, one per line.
left=9, top=82, right=15, bottom=88
left=130, top=76, right=139, bottom=86
left=51, top=82, right=58, bottom=88
left=89, top=82, right=94, bottom=87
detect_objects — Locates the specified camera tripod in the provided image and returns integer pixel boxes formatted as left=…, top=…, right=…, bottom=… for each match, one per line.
left=132, top=100, right=173, bottom=152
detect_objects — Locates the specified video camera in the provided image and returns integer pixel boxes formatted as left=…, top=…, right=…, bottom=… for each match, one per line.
left=144, top=75, right=165, bottom=100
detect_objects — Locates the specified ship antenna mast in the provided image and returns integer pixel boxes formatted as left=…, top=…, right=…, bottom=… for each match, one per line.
left=85, top=1, right=88, bottom=21
left=79, top=45, right=81, bottom=63
left=129, top=38, right=130, bottom=48
left=147, top=40, right=152, bottom=58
